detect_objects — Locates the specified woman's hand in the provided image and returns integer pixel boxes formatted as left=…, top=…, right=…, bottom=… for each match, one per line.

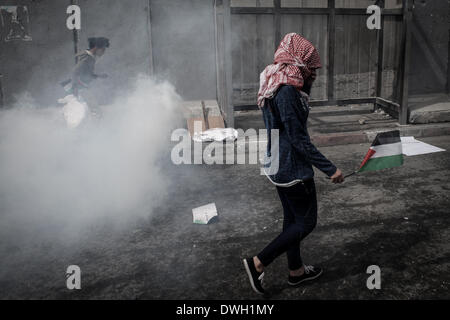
left=330, top=168, right=344, bottom=184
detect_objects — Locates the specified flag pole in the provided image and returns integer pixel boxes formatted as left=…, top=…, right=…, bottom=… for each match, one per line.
left=326, top=170, right=357, bottom=180
left=343, top=171, right=357, bottom=178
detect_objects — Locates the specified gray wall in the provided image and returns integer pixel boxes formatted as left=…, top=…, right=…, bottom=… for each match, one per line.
left=409, top=0, right=449, bottom=95
left=149, top=0, right=217, bottom=101
left=0, top=0, right=218, bottom=107
left=0, top=0, right=153, bottom=107
left=0, top=0, right=448, bottom=108
left=0, top=0, right=73, bottom=107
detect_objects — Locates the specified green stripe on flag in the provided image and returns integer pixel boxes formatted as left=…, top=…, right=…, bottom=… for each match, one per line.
left=358, top=154, right=403, bottom=172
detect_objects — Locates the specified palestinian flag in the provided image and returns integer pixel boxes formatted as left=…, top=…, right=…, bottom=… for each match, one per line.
left=358, top=130, right=403, bottom=172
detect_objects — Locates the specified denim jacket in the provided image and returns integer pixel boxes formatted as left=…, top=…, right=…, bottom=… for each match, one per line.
left=262, top=85, right=337, bottom=186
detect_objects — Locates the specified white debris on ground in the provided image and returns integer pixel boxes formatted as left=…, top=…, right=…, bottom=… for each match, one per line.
left=192, top=203, right=218, bottom=224
left=192, top=127, right=238, bottom=142
left=374, top=108, right=386, bottom=115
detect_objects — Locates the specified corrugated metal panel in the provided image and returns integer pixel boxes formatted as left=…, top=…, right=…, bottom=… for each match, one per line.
left=231, top=14, right=275, bottom=105
left=334, top=14, right=378, bottom=99
left=381, top=15, right=403, bottom=102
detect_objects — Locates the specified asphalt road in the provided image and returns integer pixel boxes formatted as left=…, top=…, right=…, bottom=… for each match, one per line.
left=0, top=135, right=449, bottom=299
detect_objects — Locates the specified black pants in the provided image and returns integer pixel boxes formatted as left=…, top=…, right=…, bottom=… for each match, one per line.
left=257, top=179, right=318, bottom=270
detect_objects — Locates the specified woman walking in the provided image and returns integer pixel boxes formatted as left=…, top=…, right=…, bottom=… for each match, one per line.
left=243, top=33, right=344, bottom=295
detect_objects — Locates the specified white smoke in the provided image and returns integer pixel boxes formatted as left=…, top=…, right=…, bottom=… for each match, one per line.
left=0, top=76, right=182, bottom=244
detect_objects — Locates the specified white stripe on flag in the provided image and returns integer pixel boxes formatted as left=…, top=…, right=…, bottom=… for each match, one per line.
left=370, top=142, right=402, bottom=158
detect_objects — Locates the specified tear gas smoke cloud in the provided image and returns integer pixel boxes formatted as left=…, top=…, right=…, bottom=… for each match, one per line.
left=0, top=76, right=182, bottom=244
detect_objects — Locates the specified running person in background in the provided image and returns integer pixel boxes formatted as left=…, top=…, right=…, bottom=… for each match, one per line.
left=61, top=37, right=110, bottom=100
left=243, top=33, right=344, bottom=295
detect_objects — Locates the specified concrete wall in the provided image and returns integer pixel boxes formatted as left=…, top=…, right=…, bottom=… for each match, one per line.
left=149, top=0, right=217, bottom=101
left=0, top=0, right=217, bottom=107
left=0, top=0, right=153, bottom=107
left=0, top=0, right=73, bottom=107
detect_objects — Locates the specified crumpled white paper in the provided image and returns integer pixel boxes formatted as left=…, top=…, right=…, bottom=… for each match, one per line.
left=58, top=95, right=89, bottom=129
left=192, top=128, right=239, bottom=142
left=192, top=203, right=218, bottom=224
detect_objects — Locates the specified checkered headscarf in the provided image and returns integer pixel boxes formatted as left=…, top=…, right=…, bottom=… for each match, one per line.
left=257, top=33, right=322, bottom=107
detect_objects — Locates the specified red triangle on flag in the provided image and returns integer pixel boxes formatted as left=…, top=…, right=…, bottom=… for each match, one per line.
left=359, top=148, right=376, bottom=169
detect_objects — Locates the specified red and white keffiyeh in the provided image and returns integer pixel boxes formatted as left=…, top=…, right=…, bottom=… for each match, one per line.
left=257, top=33, right=322, bottom=107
